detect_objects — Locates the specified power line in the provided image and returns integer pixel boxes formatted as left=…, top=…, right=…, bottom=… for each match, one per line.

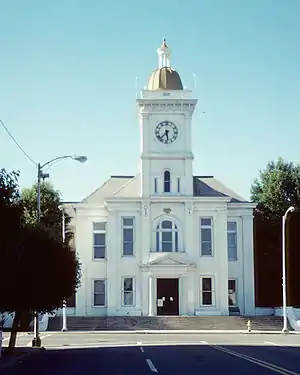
left=0, top=119, right=37, bottom=166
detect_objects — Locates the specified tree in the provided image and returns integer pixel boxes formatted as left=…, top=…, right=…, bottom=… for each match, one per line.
left=251, top=158, right=300, bottom=307
left=0, top=172, right=81, bottom=352
left=251, top=157, right=300, bottom=219
left=21, top=181, right=73, bottom=243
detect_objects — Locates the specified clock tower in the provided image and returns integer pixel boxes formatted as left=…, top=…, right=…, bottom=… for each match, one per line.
left=137, top=39, right=197, bottom=197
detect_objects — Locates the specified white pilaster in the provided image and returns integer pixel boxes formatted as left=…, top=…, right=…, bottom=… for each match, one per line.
left=216, top=208, right=229, bottom=315
left=242, top=214, right=255, bottom=315
left=106, top=210, right=118, bottom=315
left=148, top=275, right=154, bottom=316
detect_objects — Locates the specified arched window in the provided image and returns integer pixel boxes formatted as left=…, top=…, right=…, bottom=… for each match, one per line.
left=156, top=220, right=179, bottom=252
left=164, top=171, right=171, bottom=193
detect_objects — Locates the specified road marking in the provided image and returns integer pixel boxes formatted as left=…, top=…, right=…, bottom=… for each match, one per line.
left=2, top=333, right=28, bottom=342
left=140, top=346, right=144, bottom=352
left=146, top=359, right=158, bottom=373
left=211, top=345, right=299, bottom=375
left=201, top=341, right=208, bottom=345
left=264, top=341, right=281, bottom=346
left=26, top=334, right=52, bottom=347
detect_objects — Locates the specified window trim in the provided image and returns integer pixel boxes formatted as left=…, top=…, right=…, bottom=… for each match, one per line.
left=200, top=217, right=214, bottom=257
left=121, top=276, right=136, bottom=307
left=155, top=219, right=180, bottom=253
left=92, top=278, right=107, bottom=307
left=121, top=216, right=135, bottom=257
left=199, top=275, right=216, bottom=307
left=163, top=170, right=171, bottom=193
left=227, top=221, right=237, bottom=261
left=93, top=221, right=107, bottom=260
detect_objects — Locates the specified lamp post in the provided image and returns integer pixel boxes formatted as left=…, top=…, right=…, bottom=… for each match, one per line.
left=58, top=205, right=68, bottom=332
left=282, top=206, right=295, bottom=333
left=32, top=155, right=87, bottom=347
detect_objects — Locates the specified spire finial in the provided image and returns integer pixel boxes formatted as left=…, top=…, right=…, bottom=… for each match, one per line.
left=157, top=38, right=171, bottom=68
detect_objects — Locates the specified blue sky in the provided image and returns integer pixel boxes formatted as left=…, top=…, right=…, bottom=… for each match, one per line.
left=1, top=0, right=300, bottom=201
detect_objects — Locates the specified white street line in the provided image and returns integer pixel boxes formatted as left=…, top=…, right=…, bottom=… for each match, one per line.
left=201, top=341, right=208, bottom=345
left=26, top=334, right=52, bottom=347
left=140, top=346, right=144, bottom=352
left=264, top=341, right=281, bottom=346
left=2, top=333, right=28, bottom=342
left=146, top=359, right=158, bottom=373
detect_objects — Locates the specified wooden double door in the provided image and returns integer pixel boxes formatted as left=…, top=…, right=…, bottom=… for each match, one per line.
left=156, top=278, right=179, bottom=316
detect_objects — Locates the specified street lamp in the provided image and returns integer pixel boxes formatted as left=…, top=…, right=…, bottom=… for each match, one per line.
left=282, top=206, right=295, bottom=333
left=32, top=155, right=87, bottom=347
left=58, top=205, right=68, bottom=332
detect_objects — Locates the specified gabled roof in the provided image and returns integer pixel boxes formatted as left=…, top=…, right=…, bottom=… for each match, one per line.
left=81, top=174, right=248, bottom=204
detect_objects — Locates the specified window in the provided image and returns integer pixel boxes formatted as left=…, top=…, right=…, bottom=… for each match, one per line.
left=155, top=220, right=179, bottom=252
left=200, top=218, right=213, bottom=256
left=228, top=279, right=237, bottom=306
left=177, top=177, right=180, bottom=193
left=93, top=279, right=106, bottom=307
left=122, top=277, right=135, bottom=306
left=93, top=222, right=106, bottom=259
left=122, top=217, right=134, bottom=256
left=164, top=170, right=171, bottom=193
left=154, top=177, right=158, bottom=193
left=227, top=222, right=237, bottom=260
left=200, top=277, right=215, bottom=306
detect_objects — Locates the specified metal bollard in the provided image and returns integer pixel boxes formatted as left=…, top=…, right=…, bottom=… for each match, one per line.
left=247, top=319, right=251, bottom=333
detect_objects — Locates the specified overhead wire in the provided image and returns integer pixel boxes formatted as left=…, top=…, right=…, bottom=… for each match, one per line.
left=0, top=119, right=37, bottom=166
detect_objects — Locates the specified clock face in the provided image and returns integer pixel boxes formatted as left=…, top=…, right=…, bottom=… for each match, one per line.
left=155, top=121, right=178, bottom=144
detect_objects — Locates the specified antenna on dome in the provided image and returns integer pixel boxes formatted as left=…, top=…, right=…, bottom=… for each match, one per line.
left=193, top=73, right=197, bottom=90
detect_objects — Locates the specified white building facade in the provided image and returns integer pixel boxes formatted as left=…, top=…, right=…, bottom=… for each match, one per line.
left=72, top=40, right=256, bottom=317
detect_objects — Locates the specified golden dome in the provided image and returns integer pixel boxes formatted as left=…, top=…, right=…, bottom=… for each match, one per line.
left=147, top=67, right=183, bottom=91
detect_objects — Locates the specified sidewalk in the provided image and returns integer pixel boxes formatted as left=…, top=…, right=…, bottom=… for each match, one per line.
left=45, top=329, right=300, bottom=334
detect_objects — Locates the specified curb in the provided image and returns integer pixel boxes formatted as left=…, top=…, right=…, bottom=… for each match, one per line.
left=0, top=347, right=46, bottom=370
left=45, top=330, right=300, bottom=335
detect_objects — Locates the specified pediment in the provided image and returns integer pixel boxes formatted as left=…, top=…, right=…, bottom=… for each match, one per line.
left=145, top=253, right=194, bottom=267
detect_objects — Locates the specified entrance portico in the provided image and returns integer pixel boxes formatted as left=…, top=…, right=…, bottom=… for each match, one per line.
left=140, top=253, right=197, bottom=316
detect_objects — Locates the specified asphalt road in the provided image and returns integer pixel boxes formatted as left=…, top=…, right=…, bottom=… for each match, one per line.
left=2, top=333, right=300, bottom=375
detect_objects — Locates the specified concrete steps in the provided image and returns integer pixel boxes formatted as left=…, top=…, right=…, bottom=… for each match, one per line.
left=47, top=316, right=287, bottom=331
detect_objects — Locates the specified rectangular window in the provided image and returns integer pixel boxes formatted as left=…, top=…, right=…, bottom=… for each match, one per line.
left=200, top=218, right=213, bottom=256
left=227, top=221, right=237, bottom=260
left=154, top=177, right=158, bottom=193
left=177, top=177, right=180, bottom=193
left=122, top=277, right=136, bottom=306
left=122, top=217, right=134, bottom=256
left=93, top=279, right=106, bottom=307
left=200, top=276, right=215, bottom=306
left=228, top=279, right=237, bottom=306
left=93, top=222, right=106, bottom=259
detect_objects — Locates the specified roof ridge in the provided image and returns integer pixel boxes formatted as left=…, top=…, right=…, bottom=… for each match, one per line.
left=81, top=178, right=111, bottom=203
left=111, top=174, right=138, bottom=197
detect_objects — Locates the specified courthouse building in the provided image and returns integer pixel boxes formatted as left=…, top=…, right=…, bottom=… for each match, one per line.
left=69, top=39, right=256, bottom=317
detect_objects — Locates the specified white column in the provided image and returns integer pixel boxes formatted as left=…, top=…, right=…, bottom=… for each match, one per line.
left=216, top=208, right=229, bottom=315
left=107, top=210, right=118, bottom=315
left=148, top=276, right=154, bottom=316
left=242, top=214, right=255, bottom=315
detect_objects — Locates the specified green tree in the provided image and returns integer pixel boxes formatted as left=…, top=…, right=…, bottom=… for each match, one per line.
left=0, top=172, right=81, bottom=352
left=251, top=157, right=300, bottom=219
left=21, top=181, right=72, bottom=243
